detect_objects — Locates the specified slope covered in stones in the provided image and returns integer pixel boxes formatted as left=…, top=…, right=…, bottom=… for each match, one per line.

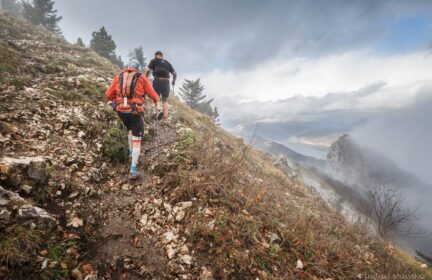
left=0, top=12, right=431, bottom=280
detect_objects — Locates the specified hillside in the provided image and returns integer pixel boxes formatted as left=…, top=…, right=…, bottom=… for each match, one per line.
left=0, top=12, right=431, bottom=280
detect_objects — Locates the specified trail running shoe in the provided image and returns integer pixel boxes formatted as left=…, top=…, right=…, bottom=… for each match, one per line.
left=129, top=166, right=140, bottom=180
left=156, top=112, right=163, bottom=121
left=129, top=170, right=140, bottom=180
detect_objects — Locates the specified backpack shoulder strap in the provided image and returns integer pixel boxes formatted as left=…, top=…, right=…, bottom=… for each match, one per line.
left=119, top=71, right=125, bottom=96
left=129, top=73, right=142, bottom=98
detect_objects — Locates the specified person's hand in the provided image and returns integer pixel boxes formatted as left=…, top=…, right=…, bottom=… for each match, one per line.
left=171, top=80, right=175, bottom=87
left=108, top=101, right=116, bottom=110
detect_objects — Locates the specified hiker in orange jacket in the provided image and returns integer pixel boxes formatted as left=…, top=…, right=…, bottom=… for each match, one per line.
left=106, top=61, right=160, bottom=179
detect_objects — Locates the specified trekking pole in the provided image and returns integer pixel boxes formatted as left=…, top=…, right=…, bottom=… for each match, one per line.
left=172, top=85, right=175, bottom=115
left=155, top=106, right=160, bottom=164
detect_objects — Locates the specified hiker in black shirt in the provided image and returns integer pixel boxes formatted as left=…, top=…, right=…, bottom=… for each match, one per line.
left=145, top=51, right=177, bottom=120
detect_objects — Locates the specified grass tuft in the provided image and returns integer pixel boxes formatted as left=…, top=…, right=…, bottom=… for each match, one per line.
left=0, top=224, right=43, bottom=266
left=102, top=126, right=129, bottom=163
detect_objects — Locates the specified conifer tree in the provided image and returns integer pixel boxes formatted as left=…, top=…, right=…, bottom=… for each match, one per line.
left=76, top=37, right=85, bottom=47
left=128, top=46, right=147, bottom=71
left=179, top=78, right=219, bottom=122
left=179, top=79, right=206, bottom=109
left=115, top=55, right=124, bottom=69
left=90, top=26, right=124, bottom=68
left=90, top=26, right=116, bottom=59
left=22, top=0, right=62, bottom=34
left=213, top=106, right=220, bottom=123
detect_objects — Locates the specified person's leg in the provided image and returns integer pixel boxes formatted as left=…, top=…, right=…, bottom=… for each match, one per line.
left=163, top=101, right=169, bottom=119
left=128, top=131, right=132, bottom=157
left=130, top=136, right=141, bottom=171
left=153, top=79, right=165, bottom=120
left=129, top=114, right=144, bottom=179
left=161, top=80, right=170, bottom=119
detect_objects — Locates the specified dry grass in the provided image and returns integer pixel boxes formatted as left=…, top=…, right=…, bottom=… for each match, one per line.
left=0, top=224, right=43, bottom=266
left=164, top=102, right=432, bottom=279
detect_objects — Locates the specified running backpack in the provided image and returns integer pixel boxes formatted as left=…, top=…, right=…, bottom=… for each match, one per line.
left=116, top=70, right=142, bottom=113
left=153, top=60, right=170, bottom=78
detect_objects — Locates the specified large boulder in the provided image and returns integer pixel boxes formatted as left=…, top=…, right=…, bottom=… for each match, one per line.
left=0, top=185, right=55, bottom=228
left=17, top=204, right=55, bottom=224
left=0, top=156, right=48, bottom=188
left=0, top=185, right=24, bottom=206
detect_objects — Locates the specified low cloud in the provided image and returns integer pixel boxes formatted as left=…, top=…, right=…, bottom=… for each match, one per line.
left=189, top=51, right=432, bottom=127
left=352, top=89, right=432, bottom=187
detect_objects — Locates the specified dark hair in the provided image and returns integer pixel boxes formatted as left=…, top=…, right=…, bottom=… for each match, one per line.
left=155, top=51, right=163, bottom=56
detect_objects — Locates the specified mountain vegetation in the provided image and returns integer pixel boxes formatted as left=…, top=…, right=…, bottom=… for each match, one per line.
left=21, top=0, right=62, bottom=34
left=0, top=11, right=430, bottom=280
left=75, top=37, right=85, bottom=47
left=179, top=78, right=219, bottom=122
left=128, top=46, right=147, bottom=71
left=90, top=26, right=124, bottom=68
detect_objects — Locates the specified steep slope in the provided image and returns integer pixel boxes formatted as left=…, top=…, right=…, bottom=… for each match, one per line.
left=327, top=134, right=431, bottom=192
left=0, top=12, right=431, bottom=280
left=327, top=134, right=432, bottom=258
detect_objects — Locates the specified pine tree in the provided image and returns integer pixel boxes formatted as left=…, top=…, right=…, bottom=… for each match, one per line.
left=115, top=55, right=124, bottom=69
left=179, top=79, right=206, bottom=109
left=21, top=0, right=62, bottom=34
left=2, top=0, right=21, bottom=16
left=128, top=46, right=147, bottom=71
left=90, top=26, right=123, bottom=67
left=179, top=78, right=219, bottom=122
left=213, top=106, right=220, bottom=123
left=76, top=37, right=85, bottom=47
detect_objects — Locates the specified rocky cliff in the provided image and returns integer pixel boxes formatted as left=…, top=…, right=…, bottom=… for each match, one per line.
left=0, top=12, right=430, bottom=280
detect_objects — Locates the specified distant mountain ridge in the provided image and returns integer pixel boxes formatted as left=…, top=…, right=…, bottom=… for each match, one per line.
left=251, top=135, right=322, bottom=164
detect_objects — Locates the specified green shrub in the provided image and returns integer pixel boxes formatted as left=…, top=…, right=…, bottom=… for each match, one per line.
left=0, top=41, right=20, bottom=76
left=102, top=127, right=129, bottom=163
left=0, top=225, right=43, bottom=266
left=80, top=81, right=105, bottom=103
left=87, top=121, right=104, bottom=138
left=177, top=130, right=196, bottom=152
left=50, top=90, right=87, bottom=102
left=10, top=76, right=31, bottom=90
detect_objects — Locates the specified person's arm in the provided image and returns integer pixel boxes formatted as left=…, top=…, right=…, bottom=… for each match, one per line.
left=144, top=59, right=155, bottom=77
left=171, top=71, right=177, bottom=86
left=105, top=75, right=119, bottom=102
left=144, top=67, right=152, bottom=77
left=169, top=62, right=177, bottom=86
left=140, top=75, right=160, bottom=104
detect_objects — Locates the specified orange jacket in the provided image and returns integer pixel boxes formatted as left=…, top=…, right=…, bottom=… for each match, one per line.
left=106, top=68, right=159, bottom=112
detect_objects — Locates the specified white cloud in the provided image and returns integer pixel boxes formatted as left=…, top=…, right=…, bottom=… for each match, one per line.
left=179, top=51, right=432, bottom=124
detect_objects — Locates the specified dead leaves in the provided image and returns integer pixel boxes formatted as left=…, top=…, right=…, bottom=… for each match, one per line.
left=67, top=216, right=84, bottom=227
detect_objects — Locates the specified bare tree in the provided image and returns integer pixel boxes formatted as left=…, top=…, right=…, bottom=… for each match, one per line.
left=367, top=184, right=418, bottom=237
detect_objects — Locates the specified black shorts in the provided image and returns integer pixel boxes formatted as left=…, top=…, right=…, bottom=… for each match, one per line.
left=153, top=78, right=170, bottom=102
left=117, top=112, right=144, bottom=137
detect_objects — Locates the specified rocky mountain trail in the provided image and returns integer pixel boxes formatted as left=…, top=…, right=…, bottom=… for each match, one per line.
left=78, top=113, right=204, bottom=279
left=1, top=12, right=431, bottom=280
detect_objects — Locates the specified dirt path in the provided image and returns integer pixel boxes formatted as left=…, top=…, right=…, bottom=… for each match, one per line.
left=83, top=107, right=200, bottom=279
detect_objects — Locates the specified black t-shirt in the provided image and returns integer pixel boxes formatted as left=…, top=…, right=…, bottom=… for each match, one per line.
left=148, top=58, right=175, bottom=78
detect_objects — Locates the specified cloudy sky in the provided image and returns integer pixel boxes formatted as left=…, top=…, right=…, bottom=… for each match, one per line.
left=55, top=0, right=432, bottom=127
